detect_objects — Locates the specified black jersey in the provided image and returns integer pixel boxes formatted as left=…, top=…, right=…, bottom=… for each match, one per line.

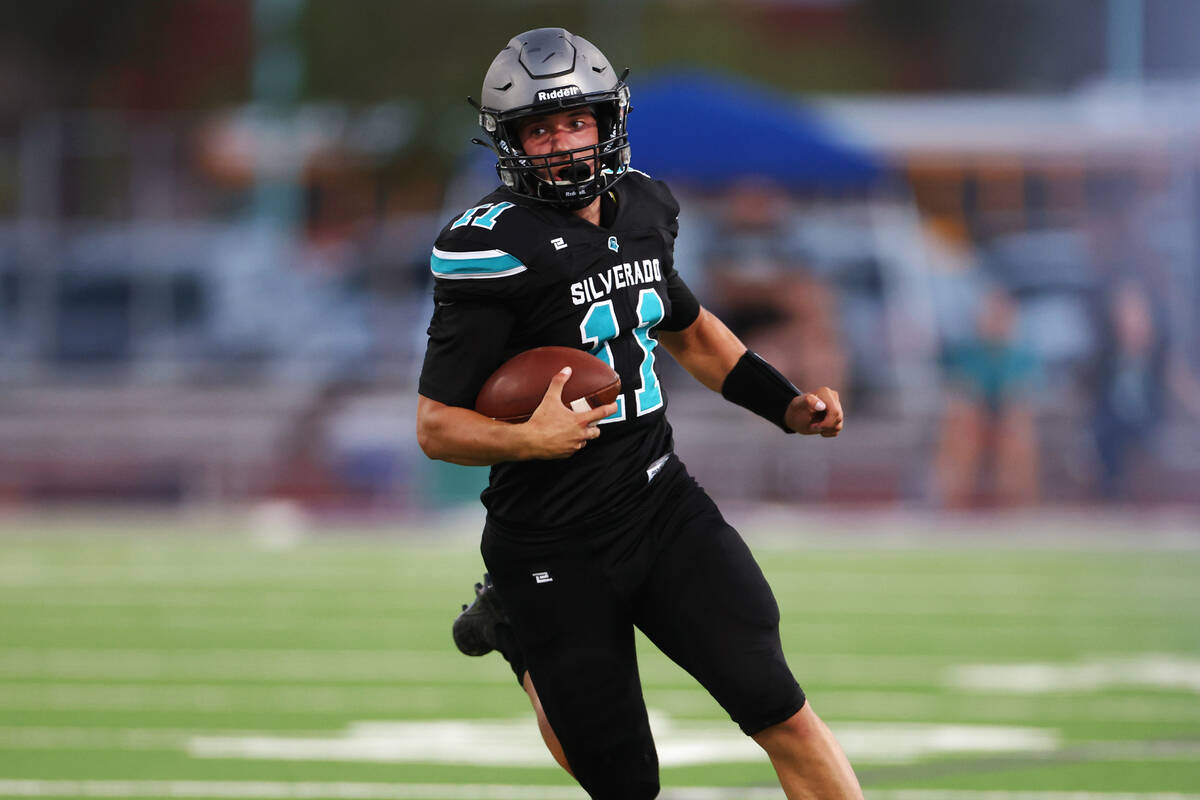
left=418, top=171, right=701, bottom=531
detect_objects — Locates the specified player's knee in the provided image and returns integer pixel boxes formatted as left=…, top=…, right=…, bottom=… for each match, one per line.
left=722, top=666, right=805, bottom=738
left=751, top=703, right=820, bottom=754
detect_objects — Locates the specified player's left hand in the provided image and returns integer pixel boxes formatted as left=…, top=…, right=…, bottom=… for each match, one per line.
left=785, top=387, right=843, bottom=437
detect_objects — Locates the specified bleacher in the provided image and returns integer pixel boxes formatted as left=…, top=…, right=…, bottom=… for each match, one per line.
left=0, top=383, right=319, bottom=505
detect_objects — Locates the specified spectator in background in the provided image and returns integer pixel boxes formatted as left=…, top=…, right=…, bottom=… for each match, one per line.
left=932, top=286, right=1040, bottom=508
left=1083, top=184, right=1200, bottom=503
left=1089, top=279, right=1170, bottom=502
left=702, top=179, right=848, bottom=396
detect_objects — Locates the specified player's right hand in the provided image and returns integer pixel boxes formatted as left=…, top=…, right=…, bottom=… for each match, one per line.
left=522, top=367, right=618, bottom=459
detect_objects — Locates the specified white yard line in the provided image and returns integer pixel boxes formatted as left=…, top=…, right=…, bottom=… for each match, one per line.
left=0, top=717, right=1062, bottom=767
left=0, top=684, right=462, bottom=713
left=4, top=591, right=1196, bottom=618
left=181, top=717, right=1057, bottom=767
left=946, top=655, right=1200, bottom=693
left=2, top=683, right=1198, bottom=722
left=0, top=648, right=506, bottom=684
left=5, top=614, right=1188, bottom=639
left=0, top=594, right=415, bottom=611
left=0, top=567, right=427, bottom=588
left=10, top=719, right=1200, bottom=765
left=1, top=561, right=1195, bottom=592
left=7, top=725, right=1199, bottom=763
left=0, top=727, right=188, bottom=749
left=0, top=648, right=952, bottom=684
left=7, top=649, right=1200, bottom=695
left=0, top=617, right=421, bottom=634
left=653, top=687, right=1200, bottom=723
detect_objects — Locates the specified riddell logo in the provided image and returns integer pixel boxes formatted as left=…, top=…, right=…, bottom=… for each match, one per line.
left=536, top=85, right=582, bottom=102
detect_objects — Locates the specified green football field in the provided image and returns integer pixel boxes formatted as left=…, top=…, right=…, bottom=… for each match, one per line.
left=1, top=513, right=1198, bottom=799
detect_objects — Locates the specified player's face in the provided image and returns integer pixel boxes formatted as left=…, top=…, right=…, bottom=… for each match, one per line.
left=517, top=108, right=599, bottom=182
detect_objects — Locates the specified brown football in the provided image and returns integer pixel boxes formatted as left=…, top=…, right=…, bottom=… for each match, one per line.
left=475, top=346, right=621, bottom=423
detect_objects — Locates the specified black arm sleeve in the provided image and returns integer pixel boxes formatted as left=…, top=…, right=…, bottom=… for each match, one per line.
left=720, top=350, right=802, bottom=433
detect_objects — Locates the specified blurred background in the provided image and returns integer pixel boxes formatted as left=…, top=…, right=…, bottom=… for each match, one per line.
left=1, top=0, right=1199, bottom=515
left=2, top=2, right=1200, bottom=798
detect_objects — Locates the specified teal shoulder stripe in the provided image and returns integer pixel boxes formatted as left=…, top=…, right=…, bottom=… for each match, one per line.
left=430, top=248, right=527, bottom=280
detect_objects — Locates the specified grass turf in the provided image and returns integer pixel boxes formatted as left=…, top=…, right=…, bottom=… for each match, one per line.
left=0, top=518, right=1197, bottom=798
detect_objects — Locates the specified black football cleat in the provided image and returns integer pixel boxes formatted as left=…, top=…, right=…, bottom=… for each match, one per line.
left=452, top=574, right=508, bottom=657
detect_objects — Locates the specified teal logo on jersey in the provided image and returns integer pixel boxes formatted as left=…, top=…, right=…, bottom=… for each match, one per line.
left=608, top=236, right=619, bottom=252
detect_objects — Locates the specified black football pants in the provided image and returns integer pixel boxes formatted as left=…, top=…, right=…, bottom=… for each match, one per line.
left=481, top=456, right=805, bottom=800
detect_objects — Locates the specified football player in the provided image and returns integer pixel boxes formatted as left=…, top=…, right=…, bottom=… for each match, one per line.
left=416, top=27, right=859, bottom=799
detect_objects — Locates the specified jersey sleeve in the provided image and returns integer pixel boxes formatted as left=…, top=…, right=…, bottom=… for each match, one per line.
left=428, top=245, right=531, bottom=303
left=417, top=212, right=535, bottom=408
left=658, top=267, right=701, bottom=332
left=418, top=297, right=516, bottom=408
left=641, top=174, right=681, bottom=247
left=425, top=196, right=545, bottom=300
left=639, top=175, right=699, bottom=331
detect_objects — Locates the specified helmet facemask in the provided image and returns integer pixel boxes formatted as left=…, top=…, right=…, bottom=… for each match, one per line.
left=478, top=87, right=631, bottom=210
left=472, top=29, right=632, bottom=210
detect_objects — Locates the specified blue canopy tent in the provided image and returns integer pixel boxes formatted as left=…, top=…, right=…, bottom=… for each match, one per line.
left=627, top=70, right=884, bottom=189
left=448, top=70, right=884, bottom=207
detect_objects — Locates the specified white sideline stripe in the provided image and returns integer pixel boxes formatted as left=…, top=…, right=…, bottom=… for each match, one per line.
left=0, top=563, right=484, bottom=585
left=3, top=684, right=1199, bottom=722
left=9, top=649, right=1200, bottom=691
left=947, top=655, right=1200, bottom=693
left=0, top=684, right=471, bottom=713
left=0, top=784, right=1198, bottom=800
left=0, top=727, right=188, bottom=749
left=4, top=562, right=1195, bottom=584
left=7, top=600, right=1197, bottom=623
left=0, top=594, right=440, bottom=610
left=0, top=618, right=436, bottom=635
left=183, top=717, right=1056, bottom=767
left=0, top=717, right=1062, bottom=768
left=3, top=564, right=1196, bottom=601
left=0, top=648, right=509, bottom=684
left=11, top=613, right=1187, bottom=638
left=7, top=725, right=1200, bottom=762
left=655, top=688, right=1200, bottom=723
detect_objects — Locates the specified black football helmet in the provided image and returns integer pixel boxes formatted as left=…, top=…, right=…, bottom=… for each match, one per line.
left=472, top=28, right=631, bottom=210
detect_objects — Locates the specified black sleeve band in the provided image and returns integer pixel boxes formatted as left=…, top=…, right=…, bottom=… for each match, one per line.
left=720, top=350, right=802, bottom=433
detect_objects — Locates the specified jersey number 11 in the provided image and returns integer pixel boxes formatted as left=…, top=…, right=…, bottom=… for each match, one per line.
left=579, top=288, right=665, bottom=425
